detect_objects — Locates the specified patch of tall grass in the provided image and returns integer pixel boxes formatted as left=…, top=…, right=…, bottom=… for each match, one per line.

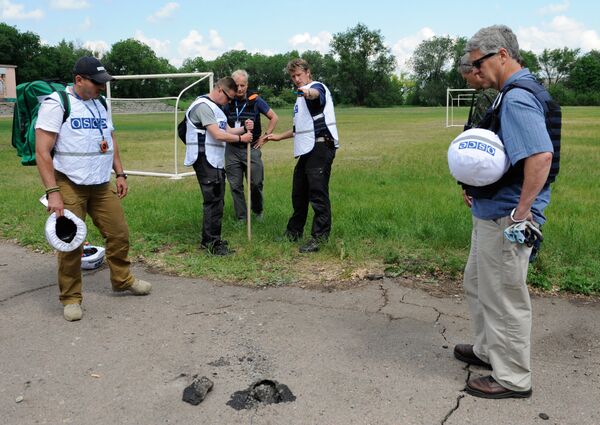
left=1, top=106, right=598, bottom=293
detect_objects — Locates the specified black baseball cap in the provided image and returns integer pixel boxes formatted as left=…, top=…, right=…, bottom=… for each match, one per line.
left=73, top=56, right=115, bottom=84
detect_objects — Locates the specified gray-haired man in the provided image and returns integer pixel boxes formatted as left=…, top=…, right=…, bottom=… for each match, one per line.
left=455, top=25, right=559, bottom=399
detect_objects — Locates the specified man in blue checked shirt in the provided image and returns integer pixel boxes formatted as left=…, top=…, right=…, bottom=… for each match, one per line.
left=454, top=25, right=560, bottom=399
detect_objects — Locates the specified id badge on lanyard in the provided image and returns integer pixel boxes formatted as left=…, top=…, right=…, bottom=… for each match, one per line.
left=235, top=100, right=247, bottom=129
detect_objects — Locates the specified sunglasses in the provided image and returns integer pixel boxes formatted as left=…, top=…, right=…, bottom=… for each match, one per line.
left=220, top=88, right=234, bottom=102
left=472, top=52, right=498, bottom=69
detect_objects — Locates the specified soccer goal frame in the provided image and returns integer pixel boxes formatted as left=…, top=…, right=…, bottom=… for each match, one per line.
left=446, top=88, right=476, bottom=128
left=106, top=72, right=214, bottom=179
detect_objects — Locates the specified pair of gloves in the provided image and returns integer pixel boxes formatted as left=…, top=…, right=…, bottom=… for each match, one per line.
left=504, top=221, right=543, bottom=247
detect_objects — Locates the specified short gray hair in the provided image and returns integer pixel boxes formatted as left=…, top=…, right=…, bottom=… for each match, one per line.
left=465, top=25, right=521, bottom=60
left=231, top=69, right=249, bottom=81
left=459, top=53, right=473, bottom=74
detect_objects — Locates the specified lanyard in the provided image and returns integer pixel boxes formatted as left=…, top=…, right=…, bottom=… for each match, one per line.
left=71, top=88, right=105, bottom=139
left=235, top=99, right=248, bottom=122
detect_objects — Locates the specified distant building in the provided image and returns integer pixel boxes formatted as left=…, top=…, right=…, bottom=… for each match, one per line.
left=0, top=65, right=18, bottom=101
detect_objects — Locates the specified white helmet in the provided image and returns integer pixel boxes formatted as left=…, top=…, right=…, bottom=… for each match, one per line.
left=81, top=244, right=105, bottom=270
left=44, top=209, right=87, bottom=252
left=447, top=128, right=510, bottom=186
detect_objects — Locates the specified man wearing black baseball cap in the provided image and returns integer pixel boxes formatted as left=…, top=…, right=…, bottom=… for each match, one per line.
left=35, top=56, right=152, bottom=322
left=73, top=56, right=115, bottom=84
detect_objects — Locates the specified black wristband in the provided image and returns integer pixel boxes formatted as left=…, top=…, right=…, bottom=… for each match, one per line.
left=116, top=173, right=127, bottom=179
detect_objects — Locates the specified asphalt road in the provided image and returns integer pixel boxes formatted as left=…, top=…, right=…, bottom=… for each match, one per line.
left=1, top=240, right=599, bottom=425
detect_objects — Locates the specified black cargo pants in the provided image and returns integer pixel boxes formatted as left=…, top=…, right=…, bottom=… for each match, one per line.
left=193, top=153, right=226, bottom=247
left=286, top=141, right=336, bottom=240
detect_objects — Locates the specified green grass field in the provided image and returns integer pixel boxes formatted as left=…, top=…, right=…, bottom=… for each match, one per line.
left=1, top=106, right=599, bottom=293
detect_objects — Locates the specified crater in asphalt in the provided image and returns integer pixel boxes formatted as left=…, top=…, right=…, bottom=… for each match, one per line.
left=226, top=379, right=296, bottom=410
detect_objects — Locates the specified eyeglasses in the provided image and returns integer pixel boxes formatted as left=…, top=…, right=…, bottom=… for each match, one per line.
left=472, top=52, right=498, bottom=69
left=220, top=88, right=234, bottom=102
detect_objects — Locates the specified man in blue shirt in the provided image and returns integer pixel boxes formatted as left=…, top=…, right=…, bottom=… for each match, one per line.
left=454, top=25, right=556, bottom=399
left=224, top=70, right=278, bottom=222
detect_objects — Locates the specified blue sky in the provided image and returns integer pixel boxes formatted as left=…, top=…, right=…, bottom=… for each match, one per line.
left=2, top=0, right=599, bottom=71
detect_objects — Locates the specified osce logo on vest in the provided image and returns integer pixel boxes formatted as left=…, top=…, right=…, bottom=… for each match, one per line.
left=71, top=117, right=108, bottom=130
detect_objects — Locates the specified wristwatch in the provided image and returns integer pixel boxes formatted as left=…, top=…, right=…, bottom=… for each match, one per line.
left=116, top=173, right=127, bottom=179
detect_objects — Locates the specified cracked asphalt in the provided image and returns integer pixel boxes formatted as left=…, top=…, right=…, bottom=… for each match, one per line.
left=1, top=240, right=599, bottom=425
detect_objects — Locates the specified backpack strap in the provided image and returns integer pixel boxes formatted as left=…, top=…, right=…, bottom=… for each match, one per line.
left=57, top=90, right=70, bottom=123
left=464, top=92, right=476, bottom=130
left=97, top=95, right=108, bottom=111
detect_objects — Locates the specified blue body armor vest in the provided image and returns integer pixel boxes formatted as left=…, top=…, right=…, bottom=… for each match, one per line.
left=462, top=78, right=561, bottom=199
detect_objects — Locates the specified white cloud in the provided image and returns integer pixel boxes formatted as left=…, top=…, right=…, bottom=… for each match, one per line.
left=208, top=29, right=224, bottom=48
left=50, top=0, right=90, bottom=9
left=79, top=16, right=92, bottom=31
left=134, top=30, right=171, bottom=57
left=288, top=31, right=332, bottom=53
left=147, top=2, right=179, bottom=23
left=517, top=16, right=600, bottom=52
left=83, top=40, right=109, bottom=56
left=391, top=27, right=436, bottom=73
left=177, top=29, right=226, bottom=62
left=538, top=0, right=570, bottom=15
left=0, top=0, right=43, bottom=19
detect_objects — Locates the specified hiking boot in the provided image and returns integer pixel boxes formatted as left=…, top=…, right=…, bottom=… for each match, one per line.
left=127, top=279, right=152, bottom=295
left=203, top=240, right=234, bottom=256
left=63, top=303, right=83, bottom=321
left=299, top=238, right=321, bottom=253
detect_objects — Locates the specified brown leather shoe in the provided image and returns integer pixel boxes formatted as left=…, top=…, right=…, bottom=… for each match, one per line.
left=466, top=375, right=532, bottom=399
left=453, top=344, right=492, bottom=369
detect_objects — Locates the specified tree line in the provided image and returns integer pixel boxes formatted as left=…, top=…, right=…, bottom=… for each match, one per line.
left=2, top=22, right=599, bottom=106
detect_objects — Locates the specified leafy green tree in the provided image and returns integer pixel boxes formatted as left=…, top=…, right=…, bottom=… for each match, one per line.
left=178, top=56, right=211, bottom=97
left=330, top=23, right=397, bottom=106
left=103, top=38, right=176, bottom=97
left=568, top=50, right=600, bottom=92
left=519, top=50, right=540, bottom=76
left=32, top=40, right=94, bottom=82
left=292, top=50, right=338, bottom=101
left=209, top=50, right=252, bottom=79
left=409, top=36, right=457, bottom=105
left=538, top=47, right=580, bottom=85
left=248, top=51, right=297, bottom=98
left=0, top=23, right=44, bottom=82
left=447, top=36, right=468, bottom=91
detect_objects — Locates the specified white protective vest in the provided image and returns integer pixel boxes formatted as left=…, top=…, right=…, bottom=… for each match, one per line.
left=293, top=81, right=339, bottom=157
left=184, top=96, right=228, bottom=168
left=51, top=88, right=115, bottom=185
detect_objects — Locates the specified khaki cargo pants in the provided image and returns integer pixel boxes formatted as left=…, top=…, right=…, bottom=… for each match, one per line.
left=55, top=172, right=134, bottom=305
left=463, top=215, right=533, bottom=392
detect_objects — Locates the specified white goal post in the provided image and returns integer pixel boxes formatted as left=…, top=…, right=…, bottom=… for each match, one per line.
left=446, top=88, right=476, bottom=128
left=106, top=72, right=214, bottom=179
